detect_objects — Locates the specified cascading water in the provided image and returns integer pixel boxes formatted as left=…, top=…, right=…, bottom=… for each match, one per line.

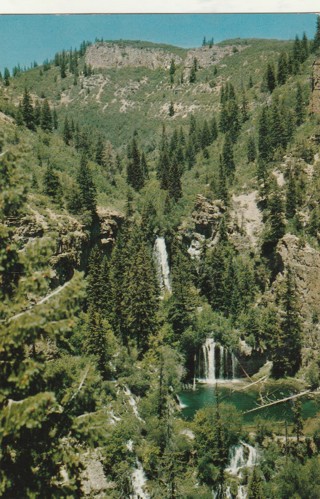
left=225, top=441, right=259, bottom=499
left=198, top=338, right=239, bottom=382
left=153, top=236, right=172, bottom=294
left=131, top=459, right=150, bottom=499
left=128, top=440, right=150, bottom=499
left=226, top=441, right=258, bottom=475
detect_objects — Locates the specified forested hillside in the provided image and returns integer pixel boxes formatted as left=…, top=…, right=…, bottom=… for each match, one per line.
left=1, top=17, right=320, bottom=498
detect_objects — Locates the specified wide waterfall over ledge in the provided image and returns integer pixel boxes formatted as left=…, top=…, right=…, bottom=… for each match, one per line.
left=197, top=338, right=240, bottom=383
left=153, top=236, right=172, bottom=294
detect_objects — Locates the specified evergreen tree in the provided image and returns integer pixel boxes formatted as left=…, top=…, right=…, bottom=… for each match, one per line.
left=301, top=32, right=309, bottom=61
left=277, top=52, right=288, bottom=85
left=140, top=151, right=148, bottom=180
left=219, top=83, right=240, bottom=138
left=241, top=92, right=249, bottom=122
left=270, top=97, right=286, bottom=153
left=84, top=306, right=114, bottom=377
left=40, top=99, right=52, bottom=132
left=86, top=246, right=104, bottom=310
left=121, top=234, right=159, bottom=353
left=33, top=100, right=41, bottom=126
left=266, top=63, right=276, bottom=93
left=168, top=243, right=195, bottom=338
left=295, top=82, right=304, bottom=126
left=157, top=126, right=170, bottom=189
left=292, top=36, right=302, bottom=73
left=0, top=152, right=25, bottom=298
left=127, top=137, right=144, bottom=191
left=16, top=103, right=24, bottom=126
left=0, top=152, right=84, bottom=497
left=168, top=101, right=175, bottom=117
left=216, top=156, right=228, bottom=205
left=199, top=242, right=227, bottom=312
left=313, top=16, right=320, bottom=53
left=272, top=267, right=302, bottom=377
left=110, top=223, right=133, bottom=340
left=4, top=67, right=10, bottom=86
left=43, top=163, right=61, bottom=201
left=201, top=119, right=211, bottom=149
left=292, top=399, right=303, bottom=442
left=185, top=139, right=196, bottom=170
left=221, top=132, right=235, bottom=177
left=263, top=182, right=286, bottom=253
left=286, top=171, right=297, bottom=219
left=22, top=88, right=35, bottom=130
left=63, top=116, right=72, bottom=145
left=52, top=109, right=58, bottom=129
left=247, top=468, right=265, bottom=499
left=308, top=204, right=320, bottom=238
left=60, top=51, right=67, bottom=78
left=169, top=58, right=176, bottom=84
left=95, top=136, right=105, bottom=166
left=210, top=115, right=218, bottom=142
left=168, top=156, right=182, bottom=201
left=258, top=106, right=271, bottom=162
left=247, top=136, right=256, bottom=163
left=189, top=58, right=198, bottom=83
left=77, top=154, right=97, bottom=214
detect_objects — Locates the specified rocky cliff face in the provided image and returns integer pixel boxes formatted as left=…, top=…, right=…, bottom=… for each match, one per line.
left=179, top=194, right=225, bottom=258
left=310, top=58, right=320, bottom=114
left=181, top=191, right=262, bottom=258
left=276, top=234, right=320, bottom=319
left=85, top=42, right=249, bottom=71
left=86, top=43, right=182, bottom=70
left=14, top=205, right=124, bottom=282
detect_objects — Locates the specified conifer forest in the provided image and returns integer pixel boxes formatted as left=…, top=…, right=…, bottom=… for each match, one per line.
left=2, top=13, right=320, bottom=499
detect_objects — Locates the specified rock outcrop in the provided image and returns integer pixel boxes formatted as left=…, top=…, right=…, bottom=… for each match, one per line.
left=13, top=205, right=124, bottom=281
left=86, top=42, right=249, bottom=72
left=86, top=43, right=182, bottom=70
left=276, top=234, right=320, bottom=318
left=191, top=194, right=225, bottom=239
left=230, top=191, right=263, bottom=249
left=179, top=194, right=225, bottom=259
left=310, top=58, right=320, bottom=114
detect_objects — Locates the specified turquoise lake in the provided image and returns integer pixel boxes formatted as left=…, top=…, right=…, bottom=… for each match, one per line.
left=179, top=384, right=320, bottom=424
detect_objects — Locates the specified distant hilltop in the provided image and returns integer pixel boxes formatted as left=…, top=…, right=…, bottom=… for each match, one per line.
left=85, top=40, right=249, bottom=71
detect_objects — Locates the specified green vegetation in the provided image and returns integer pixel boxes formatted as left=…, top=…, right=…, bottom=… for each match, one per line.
left=1, top=18, right=320, bottom=497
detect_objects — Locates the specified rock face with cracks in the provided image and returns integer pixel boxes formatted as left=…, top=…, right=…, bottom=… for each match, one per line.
left=13, top=206, right=124, bottom=281
left=276, top=234, right=320, bottom=319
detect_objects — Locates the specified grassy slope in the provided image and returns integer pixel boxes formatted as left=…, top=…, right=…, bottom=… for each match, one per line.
left=1, top=37, right=317, bottom=221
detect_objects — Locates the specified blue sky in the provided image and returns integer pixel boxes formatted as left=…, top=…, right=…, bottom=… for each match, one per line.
left=0, top=13, right=317, bottom=72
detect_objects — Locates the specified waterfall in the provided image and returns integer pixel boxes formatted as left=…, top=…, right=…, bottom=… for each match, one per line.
left=131, top=459, right=150, bottom=499
left=219, top=345, right=224, bottom=379
left=232, top=352, right=239, bottom=379
left=226, top=441, right=259, bottom=476
left=177, top=395, right=188, bottom=409
left=198, top=339, right=239, bottom=382
left=124, top=386, right=144, bottom=423
left=201, top=338, right=216, bottom=382
left=153, top=237, right=172, bottom=293
left=225, top=441, right=259, bottom=499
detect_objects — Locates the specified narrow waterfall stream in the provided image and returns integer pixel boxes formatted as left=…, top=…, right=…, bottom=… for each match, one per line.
left=224, top=441, right=259, bottom=499
left=226, top=441, right=259, bottom=476
left=153, top=236, right=172, bottom=294
left=131, top=459, right=150, bottom=499
left=198, top=338, right=239, bottom=382
left=127, top=440, right=150, bottom=499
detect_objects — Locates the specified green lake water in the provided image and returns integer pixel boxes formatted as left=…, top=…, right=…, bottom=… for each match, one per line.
left=179, top=384, right=320, bottom=424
